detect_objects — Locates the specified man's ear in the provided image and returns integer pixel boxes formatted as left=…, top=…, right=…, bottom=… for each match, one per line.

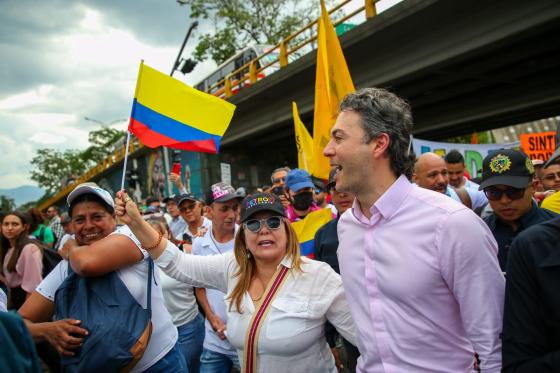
left=371, top=133, right=390, bottom=159
left=204, top=205, right=213, bottom=219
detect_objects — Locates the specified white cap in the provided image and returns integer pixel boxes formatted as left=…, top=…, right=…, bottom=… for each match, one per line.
left=67, top=182, right=115, bottom=209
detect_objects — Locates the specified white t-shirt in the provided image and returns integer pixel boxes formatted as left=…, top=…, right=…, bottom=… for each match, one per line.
left=159, top=267, right=199, bottom=327
left=0, top=288, right=7, bottom=312
left=156, top=242, right=356, bottom=373
left=191, top=226, right=237, bottom=356
left=57, top=233, right=73, bottom=251
left=36, top=226, right=177, bottom=373
left=181, top=217, right=212, bottom=241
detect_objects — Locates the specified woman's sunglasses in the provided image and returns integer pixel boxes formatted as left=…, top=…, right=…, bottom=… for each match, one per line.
left=483, top=186, right=526, bottom=201
left=244, top=216, right=282, bottom=233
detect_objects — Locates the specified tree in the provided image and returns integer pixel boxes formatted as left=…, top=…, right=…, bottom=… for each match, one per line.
left=30, top=126, right=126, bottom=193
left=187, top=0, right=326, bottom=65
left=81, top=126, right=127, bottom=166
left=0, top=195, right=15, bottom=212
left=30, top=148, right=87, bottom=194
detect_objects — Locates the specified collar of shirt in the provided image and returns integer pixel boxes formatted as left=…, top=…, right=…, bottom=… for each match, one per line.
left=280, top=255, right=294, bottom=269
left=351, top=175, right=411, bottom=226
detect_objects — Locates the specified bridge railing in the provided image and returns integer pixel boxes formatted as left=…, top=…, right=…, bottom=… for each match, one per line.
left=38, top=137, right=145, bottom=210
left=205, top=0, right=378, bottom=99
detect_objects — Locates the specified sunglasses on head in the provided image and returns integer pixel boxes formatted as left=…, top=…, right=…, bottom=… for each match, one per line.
left=243, top=216, right=282, bottom=233
left=484, top=186, right=526, bottom=201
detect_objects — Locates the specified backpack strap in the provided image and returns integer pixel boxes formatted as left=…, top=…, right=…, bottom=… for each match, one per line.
left=146, top=257, right=153, bottom=318
left=454, top=187, right=472, bottom=209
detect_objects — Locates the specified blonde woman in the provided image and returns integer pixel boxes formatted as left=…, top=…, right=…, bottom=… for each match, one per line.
left=116, top=191, right=356, bottom=373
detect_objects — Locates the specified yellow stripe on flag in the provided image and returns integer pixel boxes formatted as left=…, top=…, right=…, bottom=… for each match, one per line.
left=291, top=208, right=333, bottom=243
left=293, top=102, right=314, bottom=171
left=135, top=63, right=235, bottom=136
left=311, top=0, right=355, bottom=179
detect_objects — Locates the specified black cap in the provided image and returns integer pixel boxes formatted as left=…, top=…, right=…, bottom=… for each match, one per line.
left=163, top=194, right=176, bottom=203
left=239, top=193, right=286, bottom=223
left=176, top=193, right=199, bottom=206
left=206, top=182, right=244, bottom=205
left=479, top=149, right=534, bottom=190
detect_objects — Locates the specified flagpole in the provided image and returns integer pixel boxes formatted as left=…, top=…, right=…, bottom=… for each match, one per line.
left=120, top=131, right=132, bottom=191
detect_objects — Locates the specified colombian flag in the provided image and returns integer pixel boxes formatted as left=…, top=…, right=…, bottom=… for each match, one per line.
left=291, top=208, right=333, bottom=258
left=129, top=62, right=236, bottom=153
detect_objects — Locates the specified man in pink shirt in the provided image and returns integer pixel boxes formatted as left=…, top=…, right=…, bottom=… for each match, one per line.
left=323, top=88, right=504, bottom=373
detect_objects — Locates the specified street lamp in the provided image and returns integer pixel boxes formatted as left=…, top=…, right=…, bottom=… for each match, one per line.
left=84, top=117, right=127, bottom=126
left=170, top=21, right=199, bottom=77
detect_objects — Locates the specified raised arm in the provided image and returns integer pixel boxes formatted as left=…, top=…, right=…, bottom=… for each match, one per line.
left=115, top=191, right=230, bottom=292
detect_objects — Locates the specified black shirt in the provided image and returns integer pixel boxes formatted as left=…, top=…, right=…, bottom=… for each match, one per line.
left=484, top=202, right=558, bottom=271
left=502, top=217, right=560, bottom=372
left=313, top=217, right=340, bottom=274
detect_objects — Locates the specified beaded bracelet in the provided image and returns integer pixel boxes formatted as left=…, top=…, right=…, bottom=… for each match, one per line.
left=143, top=231, right=163, bottom=251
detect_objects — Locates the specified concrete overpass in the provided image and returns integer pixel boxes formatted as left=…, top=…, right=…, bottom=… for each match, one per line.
left=221, top=0, right=560, bottom=155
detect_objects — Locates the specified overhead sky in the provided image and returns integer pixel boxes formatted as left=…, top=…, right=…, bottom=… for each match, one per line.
left=0, top=0, right=400, bottom=190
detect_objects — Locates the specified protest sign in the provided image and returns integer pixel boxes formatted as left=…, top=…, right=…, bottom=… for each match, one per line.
left=412, top=138, right=519, bottom=177
left=520, top=131, right=556, bottom=161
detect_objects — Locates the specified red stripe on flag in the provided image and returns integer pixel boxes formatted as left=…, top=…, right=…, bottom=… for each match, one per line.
left=129, top=118, right=218, bottom=153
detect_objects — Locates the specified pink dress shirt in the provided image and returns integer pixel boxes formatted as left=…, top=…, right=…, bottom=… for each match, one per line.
left=337, top=175, right=504, bottom=373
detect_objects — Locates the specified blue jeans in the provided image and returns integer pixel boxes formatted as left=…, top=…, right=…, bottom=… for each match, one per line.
left=177, top=314, right=205, bottom=373
left=145, top=342, right=188, bottom=373
left=200, top=348, right=240, bottom=373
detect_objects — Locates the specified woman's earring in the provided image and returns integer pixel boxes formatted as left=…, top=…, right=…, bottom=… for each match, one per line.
left=247, top=251, right=252, bottom=259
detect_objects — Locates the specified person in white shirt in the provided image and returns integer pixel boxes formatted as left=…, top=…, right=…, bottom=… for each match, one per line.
left=192, top=182, right=243, bottom=372
left=445, top=149, right=488, bottom=211
left=177, top=194, right=211, bottom=250
left=147, top=218, right=204, bottom=373
left=116, top=191, right=357, bottom=373
left=19, top=182, right=182, bottom=373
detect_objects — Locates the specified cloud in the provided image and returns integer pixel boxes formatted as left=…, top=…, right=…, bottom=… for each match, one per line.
left=0, top=1, right=213, bottom=190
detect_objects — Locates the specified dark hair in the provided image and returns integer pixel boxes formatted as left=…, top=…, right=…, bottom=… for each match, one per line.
left=26, top=208, right=44, bottom=234
left=340, top=88, right=416, bottom=179
left=0, top=211, right=34, bottom=273
left=146, top=197, right=160, bottom=206
left=47, top=205, right=59, bottom=213
left=69, top=193, right=115, bottom=217
left=444, top=150, right=464, bottom=164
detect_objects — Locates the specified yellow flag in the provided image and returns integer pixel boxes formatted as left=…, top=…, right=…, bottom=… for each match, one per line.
left=293, top=102, right=314, bottom=171
left=311, top=0, right=355, bottom=179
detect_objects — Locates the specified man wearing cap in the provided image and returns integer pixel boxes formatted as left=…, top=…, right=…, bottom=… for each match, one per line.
left=192, top=182, right=243, bottom=372
left=284, top=169, right=322, bottom=222
left=163, top=195, right=186, bottom=241
left=178, top=194, right=211, bottom=246
left=480, top=149, right=558, bottom=271
left=313, top=169, right=358, bottom=372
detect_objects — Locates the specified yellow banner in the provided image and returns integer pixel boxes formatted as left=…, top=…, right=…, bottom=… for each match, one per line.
left=311, top=0, right=355, bottom=179
left=292, top=102, right=314, bottom=171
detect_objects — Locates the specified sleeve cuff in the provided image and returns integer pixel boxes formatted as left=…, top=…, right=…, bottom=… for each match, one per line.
left=155, top=240, right=180, bottom=268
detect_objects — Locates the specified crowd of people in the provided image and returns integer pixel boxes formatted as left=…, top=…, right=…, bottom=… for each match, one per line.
left=1, top=87, right=559, bottom=372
